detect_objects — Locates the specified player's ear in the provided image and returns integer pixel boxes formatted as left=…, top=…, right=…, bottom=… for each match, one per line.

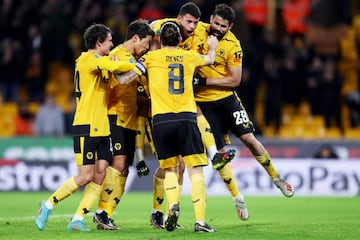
left=229, top=22, right=234, bottom=30
left=96, top=39, right=101, bottom=48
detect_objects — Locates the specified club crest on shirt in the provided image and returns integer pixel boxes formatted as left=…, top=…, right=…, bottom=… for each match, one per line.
left=218, top=49, right=225, bottom=57
left=184, top=43, right=190, bottom=50
left=196, top=43, right=205, bottom=53
left=86, top=152, right=94, bottom=160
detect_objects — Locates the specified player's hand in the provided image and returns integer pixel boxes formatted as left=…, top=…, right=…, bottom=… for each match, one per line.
left=136, top=160, right=150, bottom=177
left=207, top=35, right=218, bottom=50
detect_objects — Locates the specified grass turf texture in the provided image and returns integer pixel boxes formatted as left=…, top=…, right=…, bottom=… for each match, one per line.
left=0, top=192, right=358, bottom=240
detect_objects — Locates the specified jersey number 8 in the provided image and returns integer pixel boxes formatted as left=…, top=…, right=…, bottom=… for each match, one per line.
left=168, top=63, right=184, bottom=94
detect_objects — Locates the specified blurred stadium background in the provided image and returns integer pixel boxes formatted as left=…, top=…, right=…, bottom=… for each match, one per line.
left=0, top=0, right=359, bottom=196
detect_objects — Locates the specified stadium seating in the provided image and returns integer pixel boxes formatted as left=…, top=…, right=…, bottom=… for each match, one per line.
left=0, top=102, right=18, bottom=137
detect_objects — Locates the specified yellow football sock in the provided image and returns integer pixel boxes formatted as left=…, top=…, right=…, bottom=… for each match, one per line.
left=165, top=184, right=182, bottom=214
left=135, top=116, right=146, bottom=151
left=109, top=175, right=126, bottom=216
left=218, top=163, right=240, bottom=197
left=49, top=177, right=79, bottom=206
left=153, top=176, right=164, bottom=212
left=191, top=173, right=206, bottom=221
left=97, top=167, right=120, bottom=215
left=255, top=151, right=279, bottom=179
left=145, top=119, right=156, bottom=155
left=197, top=115, right=216, bottom=150
left=75, top=181, right=101, bottom=217
left=164, top=172, right=179, bottom=210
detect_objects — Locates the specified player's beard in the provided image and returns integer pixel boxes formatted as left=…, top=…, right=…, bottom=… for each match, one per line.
left=209, top=29, right=225, bottom=41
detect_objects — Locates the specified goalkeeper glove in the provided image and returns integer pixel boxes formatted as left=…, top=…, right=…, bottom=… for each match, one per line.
left=136, top=160, right=150, bottom=177
left=193, top=75, right=207, bottom=86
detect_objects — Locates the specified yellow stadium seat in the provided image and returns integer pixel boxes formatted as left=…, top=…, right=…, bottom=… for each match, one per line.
left=262, top=126, right=276, bottom=137
left=308, top=115, right=325, bottom=127
left=28, top=102, right=40, bottom=115
left=344, top=128, right=360, bottom=139
left=325, top=127, right=343, bottom=139
left=0, top=103, right=17, bottom=137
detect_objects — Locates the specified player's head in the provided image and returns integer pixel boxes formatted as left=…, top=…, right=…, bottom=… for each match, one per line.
left=177, top=2, right=201, bottom=39
left=209, top=3, right=235, bottom=40
left=125, top=19, right=155, bottom=58
left=160, top=21, right=181, bottom=47
left=83, top=23, right=113, bottom=55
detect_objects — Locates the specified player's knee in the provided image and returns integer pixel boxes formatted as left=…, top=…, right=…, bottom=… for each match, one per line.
left=239, top=132, right=256, bottom=146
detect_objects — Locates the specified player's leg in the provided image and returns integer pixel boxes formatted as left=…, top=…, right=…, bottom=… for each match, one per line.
left=95, top=127, right=136, bottom=230
left=67, top=137, right=112, bottom=232
left=230, top=94, right=294, bottom=197
left=35, top=136, right=95, bottom=230
left=217, top=159, right=249, bottom=220
left=152, top=121, right=181, bottom=232
left=239, top=133, right=294, bottom=197
left=135, top=94, right=151, bottom=176
left=196, top=106, right=235, bottom=170
left=142, top=116, right=167, bottom=228
left=187, top=165, right=216, bottom=232
left=163, top=156, right=184, bottom=229
left=197, top=99, right=249, bottom=220
left=181, top=121, right=216, bottom=233
left=35, top=169, right=86, bottom=230
left=134, top=115, right=146, bottom=164
left=94, top=162, right=124, bottom=230
left=150, top=167, right=165, bottom=228
left=163, top=165, right=180, bottom=232
left=135, top=117, right=151, bottom=176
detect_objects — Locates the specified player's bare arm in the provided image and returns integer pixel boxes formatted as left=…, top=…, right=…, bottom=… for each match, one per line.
left=206, top=65, right=242, bottom=87
left=115, top=70, right=139, bottom=84
left=204, top=35, right=218, bottom=65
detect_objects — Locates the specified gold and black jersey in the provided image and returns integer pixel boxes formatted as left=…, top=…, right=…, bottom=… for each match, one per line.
left=72, top=51, right=134, bottom=137
left=152, top=18, right=203, bottom=51
left=107, top=45, right=138, bottom=130
left=137, top=48, right=206, bottom=117
left=193, top=22, right=243, bottom=102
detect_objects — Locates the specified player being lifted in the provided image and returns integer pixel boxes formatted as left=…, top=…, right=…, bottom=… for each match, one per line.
left=193, top=4, right=295, bottom=204
left=92, top=19, right=154, bottom=230
left=148, top=2, right=239, bottom=229
left=117, top=21, right=219, bottom=232
left=35, top=23, right=134, bottom=232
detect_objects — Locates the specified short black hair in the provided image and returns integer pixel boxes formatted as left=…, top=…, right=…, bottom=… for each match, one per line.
left=179, top=2, right=201, bottom=19
left=83, top=23, right=112, bottom=50
left=125, top=19, right=155, bottom=41
left=213, top=3, right=235, bottom=24
left=160, top=21, right=181, bottom=46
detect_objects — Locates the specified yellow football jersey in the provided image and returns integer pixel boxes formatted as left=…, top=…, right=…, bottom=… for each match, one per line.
left=152, top=18, right=204, bottom=51
left=138, top=48, right=206, bottom=116
left=107, top=45, right=138, bottom=130
left=193, top=22, right=244, bottom=102
left=72, top=52, right=134, bottom=137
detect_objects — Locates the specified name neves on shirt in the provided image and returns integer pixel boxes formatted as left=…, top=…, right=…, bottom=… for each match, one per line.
left=166, top=56, right=183, bottom=62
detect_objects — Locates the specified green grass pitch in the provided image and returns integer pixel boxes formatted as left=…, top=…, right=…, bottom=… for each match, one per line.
left=0, top=192, right=359, bottom=240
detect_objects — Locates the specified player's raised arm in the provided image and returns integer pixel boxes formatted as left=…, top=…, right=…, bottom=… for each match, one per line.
left=95, top=56, right=135, bottom=73
left=203, top=35, right=218, bottom=65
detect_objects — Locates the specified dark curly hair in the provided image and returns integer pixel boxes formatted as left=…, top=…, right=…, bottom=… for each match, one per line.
left=160, top=21, right=181, bottom=47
